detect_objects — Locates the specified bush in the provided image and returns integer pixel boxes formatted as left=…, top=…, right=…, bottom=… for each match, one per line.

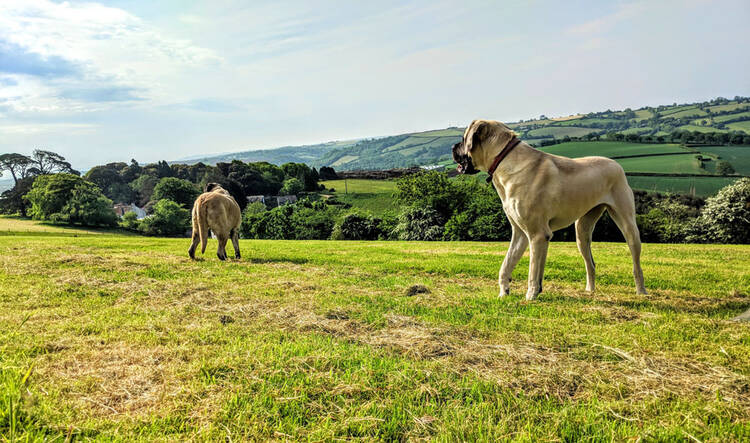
left=50, top=182, right=118, bottom=227
left=692, top=178, right=750, bottom=244
left=444, top=180, right=510, bottom=241
left=25, top=174, right=117, bottom=226
left=139, top=199, right=191, bottom=236
left=393, top=206, right=444, bottom=241
left=279, top=177, right=303, bottom=196
left=337, top=213, right=382, bottom=240
left=290, top=203, right=335, bottom=239
left=395, top=171, right=467, bottom=221
left=119, top=211, right=140, bottom=231
left=152, top=177, right=200, bottom=209
left=716, top=161, right=735, bottom=176
left=241, top=201, right=335, bottom=240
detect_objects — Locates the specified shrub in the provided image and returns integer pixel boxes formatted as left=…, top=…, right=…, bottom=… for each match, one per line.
left=152, top=177, right=200, bottom=209
left=337, top=213, right=382, bottom=240
left=119, top=211, right=140, bottom=231
left=716, top=161, right=735, bottom=176
left=290, top=203, right=335, bottom=239
left=692, top=178, right=750, bottom=244
left=393, top=206, right=444, bottom=241
left=139, top=199, right=190, bottom=236
left=395, top=171, right=467, bottom=220
left=25, top=174, right=117, bottom=226
left=50, top=182, right=118, bottom=227
left=241, top=201, right=335, bottom=240
left=280, top=177, right=304, bottom=196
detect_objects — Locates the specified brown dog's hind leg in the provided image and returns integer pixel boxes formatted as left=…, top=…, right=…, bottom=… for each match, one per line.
left=188, top=230, right=199, bottom=259
left=217, top=234, right=228, bottom=261
left=575, top=205, right=606, bottom=292
left=230, top=228, right=241, bottom=259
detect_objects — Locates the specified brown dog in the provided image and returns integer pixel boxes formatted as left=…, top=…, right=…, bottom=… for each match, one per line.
left=453, top=119, right=647, bottom=300
left=188, top=183, right=241, bottom=261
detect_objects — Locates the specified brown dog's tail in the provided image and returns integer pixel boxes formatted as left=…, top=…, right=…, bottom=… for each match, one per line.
left=198, top=202, right=209, bottom=254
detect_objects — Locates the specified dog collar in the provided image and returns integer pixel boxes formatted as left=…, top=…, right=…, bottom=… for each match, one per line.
left=486, top=136, right=521, bottom=184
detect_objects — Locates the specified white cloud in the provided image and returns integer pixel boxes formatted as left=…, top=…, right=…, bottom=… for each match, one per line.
left=0, top=0, right=221, bottom=115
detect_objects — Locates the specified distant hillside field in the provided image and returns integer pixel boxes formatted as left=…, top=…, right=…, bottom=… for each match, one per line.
left=178, top=97, right=750, bottom=172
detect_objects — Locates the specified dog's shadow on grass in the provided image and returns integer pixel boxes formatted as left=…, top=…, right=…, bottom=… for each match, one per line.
left=548, top=291, right=750, bottom=318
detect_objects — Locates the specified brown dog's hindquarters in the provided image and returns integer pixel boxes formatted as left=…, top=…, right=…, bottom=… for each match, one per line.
left=188, top=183, right=242, bottom=261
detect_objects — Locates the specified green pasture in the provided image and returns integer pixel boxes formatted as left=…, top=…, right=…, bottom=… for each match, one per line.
left=616, top=154, right=705, bottom=174
left=696, top=145, right=750, bottom=175
left=727, top=121, right=750, bottom=133
left=320, top=179, right=399, bottom=214
left=540, top=141, right=687, bottom=158
left=626, top=175, right=738, bottom=196
left=678, top=124, right=730, bottom=133
left=526, top=126, right=597, bottom=138
left=1, top=218, right=749, bottom=441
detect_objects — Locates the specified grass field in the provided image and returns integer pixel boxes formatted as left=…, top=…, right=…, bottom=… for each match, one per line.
left=727, top=121, right=750, bottom=133
left=1, top=218, right=749, bottom=441
left=678, top=124, right=730, bottom=133
left=696, top=146, right=750, bottom=175
left=626, top=175, right=738, bottom=196
left=616, top=154, right=705, bottom=174
left=526, top=126, right=597, bottom=138
left=320, top=179, right=399, bottom=214
left=540, top=141, right=687, bottom=158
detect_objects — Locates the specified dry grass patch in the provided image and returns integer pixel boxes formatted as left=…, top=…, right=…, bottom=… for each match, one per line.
left=37, top=343, right=180, bottom=419
left=262, top=304, right=750, bottom=410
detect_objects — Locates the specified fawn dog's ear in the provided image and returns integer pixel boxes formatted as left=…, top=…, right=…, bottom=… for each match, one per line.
left=204, top=182, right=220, bottom=192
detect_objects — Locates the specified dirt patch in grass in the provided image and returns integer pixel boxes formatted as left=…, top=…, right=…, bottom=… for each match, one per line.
left=266, top=305, right=750, bottom=409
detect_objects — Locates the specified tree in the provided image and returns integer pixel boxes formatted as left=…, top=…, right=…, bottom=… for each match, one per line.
left=0, top=153, right=34, bottom=185
left=0, top=176, right=36, bottom=216
left=51, top=182, right=118, bottom=226
left=24, top=174, right=116, bottom=226
left=716, top=161, right=735, bottom=176
left=139, top=199, right=191, bottom=236
left=130, top=174, right=159, bottom=207
left=152, top=177, right=200, bottom=208
left=279, top=177, right=303, bottom=196
left=395, top=171, right=466, bottom=221
left=25, top=174, right=85, bottom=220
left=29, top=150, right=78, bottom=175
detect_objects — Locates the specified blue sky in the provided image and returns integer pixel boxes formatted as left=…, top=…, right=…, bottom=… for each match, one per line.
left=0, top=0, right=748, bottom=169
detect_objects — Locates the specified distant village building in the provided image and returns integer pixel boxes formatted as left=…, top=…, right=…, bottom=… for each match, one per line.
left=420, top=164, right=445, bottom=171
left=275, top=195, right=298, bottom=206
left=246, top=195, right=266, bottom=205
left=246, top=194, right=298, bottom=208
left=113, top=203, right=147, bottom=219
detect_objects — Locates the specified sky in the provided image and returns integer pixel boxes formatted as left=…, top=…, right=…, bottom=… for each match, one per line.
left=0, top=0, right=748, bottom=169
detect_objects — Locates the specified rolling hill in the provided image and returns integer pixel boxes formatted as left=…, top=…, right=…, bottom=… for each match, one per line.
left=178, top=96, right=750, bottom=171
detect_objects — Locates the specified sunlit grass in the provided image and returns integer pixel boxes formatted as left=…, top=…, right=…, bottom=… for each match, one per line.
left=1, top=218, right=749, bottom=441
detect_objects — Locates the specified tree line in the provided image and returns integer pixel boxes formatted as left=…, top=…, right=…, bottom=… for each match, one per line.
left=2, top=151, right=749, bottom=244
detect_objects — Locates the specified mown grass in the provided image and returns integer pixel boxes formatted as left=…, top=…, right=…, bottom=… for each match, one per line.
left=1, top=218, right=749, bottom=441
